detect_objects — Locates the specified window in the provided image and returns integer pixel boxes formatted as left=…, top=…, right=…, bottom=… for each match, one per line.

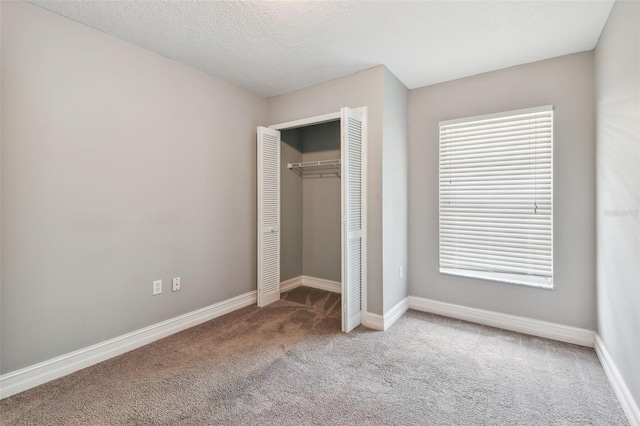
left=439, top=106, right=553, bottom=289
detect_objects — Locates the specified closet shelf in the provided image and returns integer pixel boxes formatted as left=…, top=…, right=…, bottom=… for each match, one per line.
left=288, top=159, right=341, bottom=178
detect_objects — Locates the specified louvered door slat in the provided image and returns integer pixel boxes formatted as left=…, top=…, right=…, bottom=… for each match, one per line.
left=341, top=107, right=365, bottom=332
left=257, top=127, right=281, bottom=307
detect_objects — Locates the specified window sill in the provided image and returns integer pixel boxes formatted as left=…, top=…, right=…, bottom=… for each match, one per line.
left=440, top=268, right=553, bottom=290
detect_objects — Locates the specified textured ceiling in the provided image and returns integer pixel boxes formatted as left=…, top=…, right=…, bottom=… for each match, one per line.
left=29, top=1, right=614, bottom=98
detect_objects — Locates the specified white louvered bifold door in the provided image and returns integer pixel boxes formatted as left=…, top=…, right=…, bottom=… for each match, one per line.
left=257, top=126, right=281, bottom=307
left=439, top=105, right=553, bottom=288
left=341, top=107, right=365, bottom=332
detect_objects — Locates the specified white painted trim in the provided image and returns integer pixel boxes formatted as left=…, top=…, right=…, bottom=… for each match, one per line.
left=595, top=335, right=640, bottom=426
left=408, top=296, right=594, bottom=347
left=362, top=297, right=409, bottom=331
left=383, top=297, right=409, bottom=330
left=279, top=276, right=303, bottom=293
left=362, top=311, right=384, bottom=331
left=269, top=111, right=341, bottom=131
left=0, top=291, right=257, bottom=400
left=271, top=106, right=367, bottom=332
left=280, top=276, right=341, bottom=294
left=303, top=276, right=341, bottom=293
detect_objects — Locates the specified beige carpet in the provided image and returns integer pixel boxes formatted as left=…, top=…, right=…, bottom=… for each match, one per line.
left=0, top=287, right=628, bottom=425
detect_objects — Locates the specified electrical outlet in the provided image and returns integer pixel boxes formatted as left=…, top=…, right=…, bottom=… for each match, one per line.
left=153, top=280, right=162, bottom=295
left=399, top=265, right=404, bottom=278
left=172, top=277, right=181, bottom=292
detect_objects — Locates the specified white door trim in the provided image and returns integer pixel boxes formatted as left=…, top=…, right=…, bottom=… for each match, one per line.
left=269, top=112, right=341, bottom=131
left=268, top=107, right=368, bottom=331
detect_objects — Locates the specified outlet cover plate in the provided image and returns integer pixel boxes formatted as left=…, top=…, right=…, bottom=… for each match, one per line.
left=153, top=280, right=162, bottom=295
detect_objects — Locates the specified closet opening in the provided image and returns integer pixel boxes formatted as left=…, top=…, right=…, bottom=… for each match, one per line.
left=280, top=121, right=342, bottom=328
left=257, top=108, right=367, bottom=333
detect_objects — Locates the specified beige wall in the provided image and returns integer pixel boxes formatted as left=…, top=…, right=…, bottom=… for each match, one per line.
left=1, top=2, right=267, bottom=373
left=595, top=0, right=640, bottom=413
left=408, top=52, right=597, bottom=328
left=302, top=148, right=342, bottom=282
left=382, top=68, right=409, bottom=313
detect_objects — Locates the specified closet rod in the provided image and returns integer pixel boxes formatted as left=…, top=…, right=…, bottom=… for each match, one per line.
left=288, top=159, right=341, bottom=178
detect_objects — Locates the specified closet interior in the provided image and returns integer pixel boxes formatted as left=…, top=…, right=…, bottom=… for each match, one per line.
left=280, top=121, right=342, bottom=291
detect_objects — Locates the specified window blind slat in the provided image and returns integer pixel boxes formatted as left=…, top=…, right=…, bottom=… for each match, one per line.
left=440, top=226, right=551, bottom=237
left=440, top=218, right=551, bottom=228
left=441, top=160, right=552, bottom=171
left=441, top=114, right=552, bottom=131
left=441, top=166, right=551, bottom=178
left=441, top=141, right=551, bottom=157
left=440, top=253, right=552, bottom=268
left=440, top=213, right=551, bottom=222
left=440, top=242, right=551, bottom=257
left=441, top=143, right=551, bottom=158
left=441, top=109, right=551, bottom=128
left=440, top=177, right=551, bottom=185
left=441, top=154, right=552, bottom=168
left=439, top=106, right=553, bottom=288
left=441, top=130, right=551, bottom=145
left=440, top=232, right=552, bottom=244
left=440, top=209, right=551, bottom=216
left=441, top=119, right=552, bottom=135
left=440, top=259, right=551, bottom=276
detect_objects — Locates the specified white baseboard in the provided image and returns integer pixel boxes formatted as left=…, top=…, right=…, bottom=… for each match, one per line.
left=303, top=276, right=341, bottom=293
left=595, top=335, right=640, bottom=426
left=362, top=297, right=409, bottom=331
left=408, top=296, right=595, bottom=347
left=280, top=275, right=341, bottom=294
left=279, top=276, right=303, bottom=293
left=384, top=297, right=409, bottom=330
left=0, top=291, right=257, bottom=400
left=362, top=311, right=384, bottom=330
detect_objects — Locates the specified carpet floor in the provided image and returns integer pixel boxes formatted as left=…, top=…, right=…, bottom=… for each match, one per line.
left=0, top=286, right=628, bottom=425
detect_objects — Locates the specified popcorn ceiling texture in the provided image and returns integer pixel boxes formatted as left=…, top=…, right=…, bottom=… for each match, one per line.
left=28, top=0, right=613, bottom=97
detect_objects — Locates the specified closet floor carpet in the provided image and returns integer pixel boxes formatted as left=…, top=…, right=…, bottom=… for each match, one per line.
left=1, top=286, right=627, bottom=425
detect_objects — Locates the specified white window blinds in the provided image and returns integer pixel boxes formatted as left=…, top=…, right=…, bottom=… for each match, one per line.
left=439, top=106, right=553, bottom=288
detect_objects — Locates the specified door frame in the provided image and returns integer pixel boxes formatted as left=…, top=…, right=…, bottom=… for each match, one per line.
left=268, top=109, right=368, bottom=325
left=269, top=112, right=341, bottom=131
